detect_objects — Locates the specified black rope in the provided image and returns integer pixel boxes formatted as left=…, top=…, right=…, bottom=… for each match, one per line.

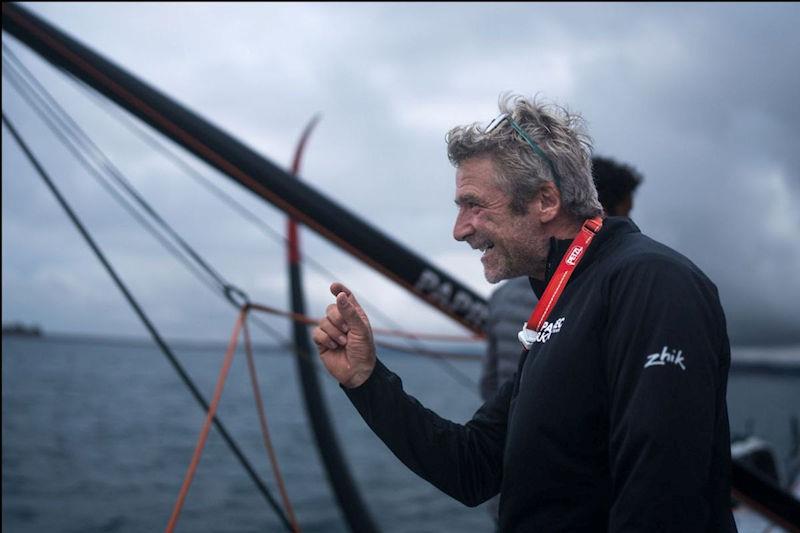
left=2, top=44, right=231, bottom=293
left=2, top=112, right=294, bottom=532
left=1, top=45, right=287, bottom=344
left=4, top=42, right=477, bottom=393
left=64, top=57, right=480, bottom=394
left=2, top=58, right=226, bottom=298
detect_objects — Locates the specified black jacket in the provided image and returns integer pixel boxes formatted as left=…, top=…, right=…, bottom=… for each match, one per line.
left=345, top=217, right=736, bottom=532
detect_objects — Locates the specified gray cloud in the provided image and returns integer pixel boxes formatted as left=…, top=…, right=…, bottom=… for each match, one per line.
left=3, top=3, right=799, bottom=346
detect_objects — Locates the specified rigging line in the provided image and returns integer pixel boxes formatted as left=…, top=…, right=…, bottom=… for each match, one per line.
left=2, top=44, right=286, bottom=346
left=5, top=55, right=477, bottom=393
left=2, top=49, right=288, bottom=345
left=373, top=339, right=481, bottom=362
left=36, top=52, right=473, bottom=347
left=5, top=39, right=478, bottom=392
left=243, top=317, right=301, bottom=532
left=2, top=46, right=231, bottom=294
left=2, top=111, right=294, bottom=532
left=165, top=308, right=247, bottom=533
left=113, top=108, right=481, bottom=393
left=4, top=2, right=488, bottom=340
left=59, top=66, right=482, bottom=393
left=1, top=60, right=225, bottom=297
left=166, top=308, right=302, bottom=533
left=232, top=301, right=480, bottom=343
left=78, top=88, right=423, bottom=322
left=88, top=84, right=291, bottom=251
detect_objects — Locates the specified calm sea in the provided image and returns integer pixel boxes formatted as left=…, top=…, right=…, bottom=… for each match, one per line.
left=3, top=335, right=799, bottom=532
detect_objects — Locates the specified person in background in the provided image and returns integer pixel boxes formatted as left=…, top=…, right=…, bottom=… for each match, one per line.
left=592, top=156, right=643, bottom=218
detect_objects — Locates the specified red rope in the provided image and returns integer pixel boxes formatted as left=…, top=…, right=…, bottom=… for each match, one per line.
left=247, top=302, right=485, bottom=342
left=166, top=306, right=302, bottom=533
left=165, top=307, right=247, bottom=533
left=166, top=296, right=484, bottom=532
left=242, top=318, right=301, bottom=532
left=374, top=339, right=481, bottom=362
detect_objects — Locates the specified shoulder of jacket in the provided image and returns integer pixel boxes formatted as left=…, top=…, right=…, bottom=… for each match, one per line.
left=607, top=239, right=717, bottom=296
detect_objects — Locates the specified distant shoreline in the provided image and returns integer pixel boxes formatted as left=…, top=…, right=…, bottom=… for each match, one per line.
left=2, top=324, right=43, bottom=337
left=1, top=329, right=288, bottom=353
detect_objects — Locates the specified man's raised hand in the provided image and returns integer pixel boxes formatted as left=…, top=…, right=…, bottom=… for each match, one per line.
left=312, top=282, right=376, bottom=388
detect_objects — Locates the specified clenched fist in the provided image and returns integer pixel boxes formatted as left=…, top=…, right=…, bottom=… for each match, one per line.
left=312, top=282, right=376, bottom=388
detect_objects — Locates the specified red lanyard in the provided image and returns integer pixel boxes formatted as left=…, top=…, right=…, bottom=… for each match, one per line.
left=518, top=216, right=603, bottom=349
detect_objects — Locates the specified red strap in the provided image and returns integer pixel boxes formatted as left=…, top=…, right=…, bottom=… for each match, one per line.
left=526, top=217, right=603, bottom=332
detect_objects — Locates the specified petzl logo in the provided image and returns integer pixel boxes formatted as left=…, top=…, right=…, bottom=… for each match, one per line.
left=566, top=246, right=584, bottom=266
left=644, top=346, right=686, bottom=370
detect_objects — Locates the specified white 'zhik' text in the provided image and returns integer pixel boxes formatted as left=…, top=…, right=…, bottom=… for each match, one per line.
left=644, top=346, right=686, bottom=370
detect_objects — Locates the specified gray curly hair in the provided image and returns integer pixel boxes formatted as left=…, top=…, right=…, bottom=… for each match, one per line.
left=446, top=94, right=602, bottom=219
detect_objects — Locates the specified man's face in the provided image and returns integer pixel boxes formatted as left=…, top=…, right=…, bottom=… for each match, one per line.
left=452, top=157, right=547, bottom=282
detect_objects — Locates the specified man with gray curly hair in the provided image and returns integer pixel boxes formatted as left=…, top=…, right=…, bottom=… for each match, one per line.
left=446, top=95, right=603, bottom=284
left=447, top=94, right=602, bottom=220
left=314, top=94, right=735, bottom=531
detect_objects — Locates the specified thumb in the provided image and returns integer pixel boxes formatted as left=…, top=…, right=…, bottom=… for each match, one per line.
left=330, top=281, right=351, bottom=298
left=336, top=292, right=368, bottom=333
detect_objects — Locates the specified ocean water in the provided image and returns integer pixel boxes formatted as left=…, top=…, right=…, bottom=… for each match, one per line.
left=2, top=335, right=799, bottom=532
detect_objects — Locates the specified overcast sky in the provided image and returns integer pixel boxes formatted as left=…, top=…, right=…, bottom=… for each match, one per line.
left=3, top=2, right=799, bottom=347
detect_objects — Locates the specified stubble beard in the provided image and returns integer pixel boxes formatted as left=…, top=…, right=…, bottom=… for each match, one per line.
left=483, top=233, right=549, bottom=283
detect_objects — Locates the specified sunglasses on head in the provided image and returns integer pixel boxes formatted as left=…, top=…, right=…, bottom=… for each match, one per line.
left=484, top=113, right=562, bottom=190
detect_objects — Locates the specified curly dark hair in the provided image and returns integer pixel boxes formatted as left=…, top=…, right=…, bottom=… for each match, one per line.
left=591, top=156, right=643, bottom=215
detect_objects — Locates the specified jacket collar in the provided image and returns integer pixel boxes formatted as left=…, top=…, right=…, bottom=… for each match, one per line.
left=529, top=216, right=640, bottom=298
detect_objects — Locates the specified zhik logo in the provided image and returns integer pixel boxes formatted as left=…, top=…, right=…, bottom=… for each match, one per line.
left=644, top=346, right=686, bottom=370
